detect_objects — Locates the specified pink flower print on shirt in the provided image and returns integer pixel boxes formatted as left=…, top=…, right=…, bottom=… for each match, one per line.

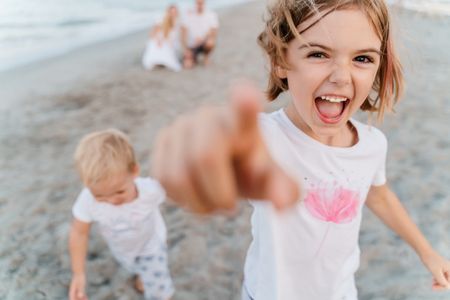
left=304, top=187, right=360, bottom=224
left=304, top=186, right=360, bottom=256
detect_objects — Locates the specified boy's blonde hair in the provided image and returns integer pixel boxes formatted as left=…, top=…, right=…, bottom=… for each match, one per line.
left=74, top=129, right=137, bottom=185
left=258, top=0, right=404, bottom=120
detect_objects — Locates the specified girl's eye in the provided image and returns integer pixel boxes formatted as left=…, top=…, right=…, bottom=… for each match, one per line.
left=116, top=190, right=125, bottom=195
left=308, top=52, right=327, bottom=59
left=354, top=55, right=374, bottom=63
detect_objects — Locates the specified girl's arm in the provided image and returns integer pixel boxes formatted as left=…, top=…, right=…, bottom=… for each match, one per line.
left=68, top=219, right=91, bottom=300
left=366, top=184, right=450, bottom=290
left=149, top=24, right=161, bottom=39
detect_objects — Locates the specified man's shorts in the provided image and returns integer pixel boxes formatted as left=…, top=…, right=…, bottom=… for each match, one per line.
left=189, top=42, right=212, bottom=62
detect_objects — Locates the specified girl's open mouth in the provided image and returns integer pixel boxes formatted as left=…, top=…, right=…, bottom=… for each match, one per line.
left=314, top=96, right=350, bottom=124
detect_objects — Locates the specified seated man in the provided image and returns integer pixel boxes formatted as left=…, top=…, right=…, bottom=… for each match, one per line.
left=181, top=0, right=219, bottom=68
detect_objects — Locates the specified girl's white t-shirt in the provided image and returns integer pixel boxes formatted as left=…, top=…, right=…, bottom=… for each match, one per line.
left=72, top=177, right=167, bottom=271
left=244, top=109, right=387, bottom=300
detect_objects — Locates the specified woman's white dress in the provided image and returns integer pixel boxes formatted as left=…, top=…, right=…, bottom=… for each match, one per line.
left=142, top=27, right=182, bottom=72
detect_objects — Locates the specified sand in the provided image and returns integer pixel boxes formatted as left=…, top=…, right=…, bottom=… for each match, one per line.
left=0, top=1, right=449, bottom=299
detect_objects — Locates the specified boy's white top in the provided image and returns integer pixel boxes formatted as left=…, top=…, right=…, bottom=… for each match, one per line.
left=244, top=109, right=387, bottom=300
left=73, top=177, right=167, bottom=271
left=181, top=8, right=218, bottom=48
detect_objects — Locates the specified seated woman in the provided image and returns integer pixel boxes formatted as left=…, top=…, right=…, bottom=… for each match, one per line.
left=142, top=5, right=182, bottom=72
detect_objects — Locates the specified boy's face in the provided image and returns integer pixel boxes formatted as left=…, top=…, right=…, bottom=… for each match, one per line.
left=88, top=166, right=139, bottom=205
left=280, top=8, right=381, bottom=146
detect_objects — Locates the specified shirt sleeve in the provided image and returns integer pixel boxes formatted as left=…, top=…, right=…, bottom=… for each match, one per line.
left=371, top=131, right=388, bottom=186
left=209, top=12, right=219, bottom=28
left=140, top=177, right=167, bottom=205
left=72, top=189, right=94, bottom=223
left=153, top=179, right=166, bottom=205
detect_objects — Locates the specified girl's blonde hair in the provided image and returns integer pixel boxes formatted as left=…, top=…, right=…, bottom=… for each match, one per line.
left=258, top=0, right=404, bottom=120
left=74, top=129, right=137, bottom=185
left=161, top=5, right=177, bottom=38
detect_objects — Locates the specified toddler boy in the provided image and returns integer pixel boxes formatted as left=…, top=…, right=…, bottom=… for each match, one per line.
left=69, top=129, right=174, bottom=300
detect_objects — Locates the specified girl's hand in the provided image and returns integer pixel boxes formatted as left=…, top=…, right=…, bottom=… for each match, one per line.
left=69, top=273, right=88, bottom=300
left=421, top=250, right=450, bottom=291
left=151, top=83, right=299, bottom=214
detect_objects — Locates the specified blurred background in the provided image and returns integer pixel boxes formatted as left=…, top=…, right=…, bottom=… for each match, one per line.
left=0, top=0, right=449, bottom=299
left=0, top=0, right=251, bottom=72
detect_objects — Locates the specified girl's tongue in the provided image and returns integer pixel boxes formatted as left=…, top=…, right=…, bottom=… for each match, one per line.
left=315, top=98, right=344, bottom=118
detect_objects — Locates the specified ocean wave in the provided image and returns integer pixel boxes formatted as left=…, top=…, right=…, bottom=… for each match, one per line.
left=57, top=19, right=99, bottom=27
left=0, top=0, right=250, bottom=72
left=388, top=0, right=450, bottom=15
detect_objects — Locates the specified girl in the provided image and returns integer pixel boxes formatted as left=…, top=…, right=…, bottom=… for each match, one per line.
left=151, top=0, right=450, bottom=299
left=142, top=4, right=182, bottom=72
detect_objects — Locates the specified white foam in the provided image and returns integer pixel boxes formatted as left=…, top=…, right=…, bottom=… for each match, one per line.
left=387, top=0, right=450, bottom=16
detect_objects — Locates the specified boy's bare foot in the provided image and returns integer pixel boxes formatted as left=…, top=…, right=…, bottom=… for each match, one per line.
left=133, top=275, right=145, bottom=294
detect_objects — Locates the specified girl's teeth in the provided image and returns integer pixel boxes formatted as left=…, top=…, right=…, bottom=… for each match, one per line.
left=320, top=96, right=347, bottom=103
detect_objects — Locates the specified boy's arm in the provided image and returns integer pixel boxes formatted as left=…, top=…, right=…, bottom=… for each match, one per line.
left=69, top=218, right=91, bottom=300
left=366, top=184, right=450, bottom=290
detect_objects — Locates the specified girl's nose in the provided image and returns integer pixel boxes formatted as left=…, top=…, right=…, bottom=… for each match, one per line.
left=328, top=62, right=351, bottom=86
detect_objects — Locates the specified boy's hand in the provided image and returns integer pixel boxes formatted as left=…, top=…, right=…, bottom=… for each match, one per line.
left=421, top=250, right=450, bottom=291
left=69, top=273, right=88, bottom=300
left=151, top=83, right=299, bottom=214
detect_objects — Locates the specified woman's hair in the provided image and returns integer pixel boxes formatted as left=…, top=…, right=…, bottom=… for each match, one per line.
left=74, top=129, right=137, bottom=186
left=162, top=5, right=177, bottom=38
left=258, top=0, right=404, bottom=120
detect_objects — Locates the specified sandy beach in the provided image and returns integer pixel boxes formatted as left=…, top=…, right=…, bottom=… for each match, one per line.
left=0, top=1, right=449, bottom=299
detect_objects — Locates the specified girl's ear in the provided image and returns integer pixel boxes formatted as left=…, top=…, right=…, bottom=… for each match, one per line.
left=275, top=66, right=287, bottom=79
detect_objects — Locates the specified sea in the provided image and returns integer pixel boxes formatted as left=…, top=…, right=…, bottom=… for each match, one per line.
left=0, top=0, right=449, bottom=72
left=0, top=0, right=252, bottom=72
left=387, top=0, right=450, bottom=14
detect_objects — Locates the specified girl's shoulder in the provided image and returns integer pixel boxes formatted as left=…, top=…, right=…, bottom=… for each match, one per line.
left=351, top=119, right=387, bottom=149
left=257, top=110, right=287, bottom=138
left=258, top=109, right=284, bottom=128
